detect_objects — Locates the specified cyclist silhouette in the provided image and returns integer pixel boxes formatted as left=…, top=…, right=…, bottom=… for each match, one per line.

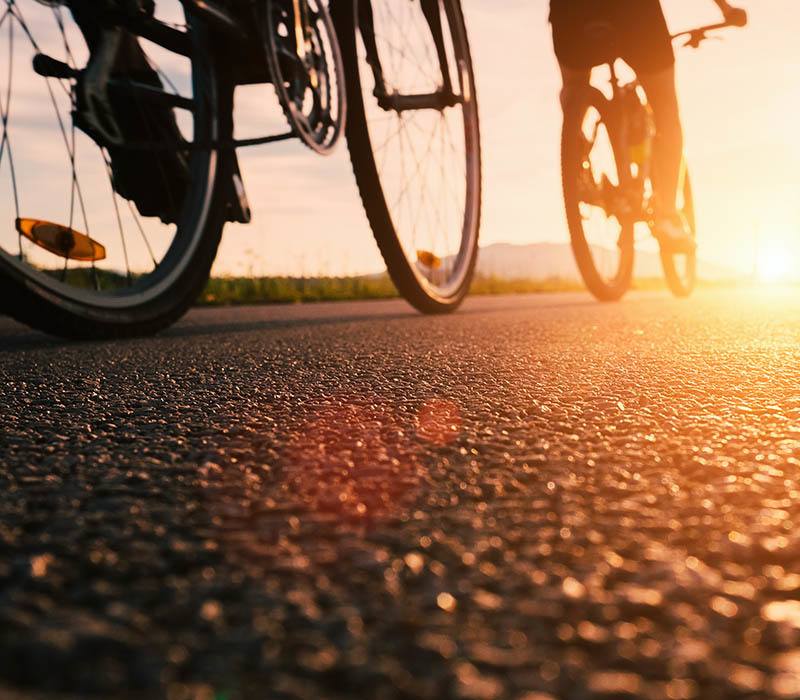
left=550, top=0, right=747, bottom=252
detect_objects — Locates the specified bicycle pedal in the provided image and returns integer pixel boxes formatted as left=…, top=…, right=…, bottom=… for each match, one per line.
left=16, top=218, right=106, bottom=262
left=32, top=53, right=80, bottom=80
left=417, top=250, right=442, bottom=269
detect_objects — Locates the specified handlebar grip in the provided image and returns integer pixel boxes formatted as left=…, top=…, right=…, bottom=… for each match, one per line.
left=725, top=8, right=748, bottom=27
left=671, top=17, right=745, bottom=47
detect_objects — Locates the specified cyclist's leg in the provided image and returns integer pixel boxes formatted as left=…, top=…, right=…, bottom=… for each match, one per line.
left=618, top=0, right=682, bottom=217
left=559, top=64, right=591, bottom=112
left=638, top=66, right=683, bottom=217
left=550, top=3, right=604, bottom=114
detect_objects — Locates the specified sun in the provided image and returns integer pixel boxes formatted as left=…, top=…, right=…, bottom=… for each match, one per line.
left=756, top=240, right=795, bottom=284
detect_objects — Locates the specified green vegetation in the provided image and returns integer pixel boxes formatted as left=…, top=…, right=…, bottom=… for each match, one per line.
left=198, top=274, right=747, bottom=306
left=198, top=274, right=604, bottom=306
left=38, top=270, right=745, bottom=306
left=471, top=275, right=586, bottom=295
left=199, top=274, right=398, bottom=305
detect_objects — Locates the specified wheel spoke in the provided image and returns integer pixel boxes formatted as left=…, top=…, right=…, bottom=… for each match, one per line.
left=358, top=0, right=478, bottom=297
left=0, top=6, right=22, bottom=239
left=0, top=0, right=220, bottom=327
left=101, top=151, right=132, bottom=284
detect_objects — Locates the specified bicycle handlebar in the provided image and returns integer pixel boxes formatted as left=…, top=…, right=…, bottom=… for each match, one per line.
left=670, top=21, right=740, bottom=49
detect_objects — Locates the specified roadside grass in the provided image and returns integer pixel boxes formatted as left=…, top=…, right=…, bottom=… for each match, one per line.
left=200, top=274, right=398, bottom=305
left=198, top=274, right=587, bottom=306
left=198, top=274, right=743, bottom=306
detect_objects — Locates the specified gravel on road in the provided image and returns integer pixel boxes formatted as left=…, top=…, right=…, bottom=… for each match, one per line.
left=2, top=290, right=800, bottom=700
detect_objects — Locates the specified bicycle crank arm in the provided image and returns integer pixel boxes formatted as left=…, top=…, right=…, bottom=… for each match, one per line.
left=376, top=91, right=460, bottom=113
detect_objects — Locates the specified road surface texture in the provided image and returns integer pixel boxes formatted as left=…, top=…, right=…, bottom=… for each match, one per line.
left=2, top=289, right=800, bottom=700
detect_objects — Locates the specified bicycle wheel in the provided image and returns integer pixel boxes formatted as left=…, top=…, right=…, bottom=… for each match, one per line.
left=660, top=169, right=696, bottom=297
left=562, top=88, right=634, bottom=302
left=333, top=0, right=481, bottom=314
left=0, top=2, right=229, bottom=339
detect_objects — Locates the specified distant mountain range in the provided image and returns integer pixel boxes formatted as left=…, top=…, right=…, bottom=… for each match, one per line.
left=473, top=242, right=737, bottom=281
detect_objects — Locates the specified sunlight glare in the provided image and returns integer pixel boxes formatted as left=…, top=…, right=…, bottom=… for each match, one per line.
left=756, top=240, right=795, bottom=284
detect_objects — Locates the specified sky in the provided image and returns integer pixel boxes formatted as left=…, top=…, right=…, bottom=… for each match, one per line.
left=2, top=1, right=794, bottom=280
left=211, top=0, right=800, bottom=279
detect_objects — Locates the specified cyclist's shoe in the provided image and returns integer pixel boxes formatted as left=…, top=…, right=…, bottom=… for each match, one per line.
left=653, top=213, right=696, bottom=254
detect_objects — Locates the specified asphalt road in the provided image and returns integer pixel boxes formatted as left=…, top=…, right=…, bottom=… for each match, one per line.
left=3, top=289, right=800, bottom=700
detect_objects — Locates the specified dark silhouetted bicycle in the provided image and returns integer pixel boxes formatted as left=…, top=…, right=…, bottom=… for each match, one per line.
left=561, top=20, right=743, bottom=302
left=0, top=0, right=481, bottom=337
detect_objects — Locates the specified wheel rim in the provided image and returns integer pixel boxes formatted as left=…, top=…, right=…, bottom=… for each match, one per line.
left=573, top=105, right=631, bottom=288
left=0, top=2, right=217, bottom=311
left=354, top=0, right=480, bottom=301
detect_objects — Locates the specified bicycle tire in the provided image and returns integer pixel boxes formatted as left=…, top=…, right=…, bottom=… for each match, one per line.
left=0, top=10, right=230, bottom=339
left=561, top=88, right=634, bottom=302
left=660, top=170, right=697, bottom=298
left=333, top=0, right=482, bottom=314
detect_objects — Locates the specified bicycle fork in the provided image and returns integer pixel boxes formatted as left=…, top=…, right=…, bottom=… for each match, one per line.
left=361, top=0, right=459, bottom=112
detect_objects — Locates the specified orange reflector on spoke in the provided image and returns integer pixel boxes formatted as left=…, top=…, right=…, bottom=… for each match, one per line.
left=16, top=218, right=106, bottom=262
left=417, top=250, right=442, bottom=269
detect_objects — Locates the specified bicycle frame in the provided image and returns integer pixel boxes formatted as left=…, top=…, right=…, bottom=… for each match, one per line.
left=54, top=0, right=463, bottom=220
left=585, top=61, right=652, bottom=229
left=357, top=0, right=460, bottom=113
left=185, top=0, right=457, bottom=99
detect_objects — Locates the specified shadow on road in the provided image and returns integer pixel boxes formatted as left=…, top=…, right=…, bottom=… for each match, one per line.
left=0, top=291, right=603, bottom=353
